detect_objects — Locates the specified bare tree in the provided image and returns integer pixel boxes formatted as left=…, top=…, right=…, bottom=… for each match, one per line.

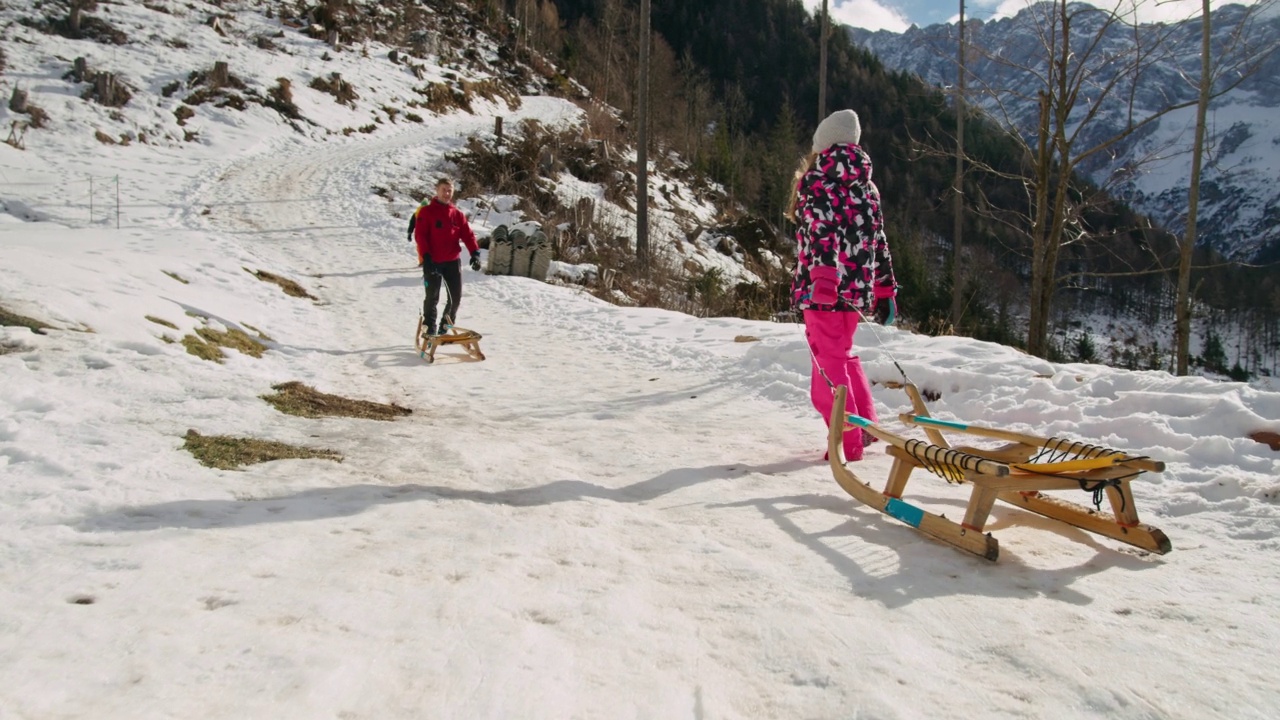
left=818, top=0, right=829, bottom=122
left=1175, top=0, right=1213, bottom=376
left=602, top=0, right=621, bottom=107
left=636, top=0, right=651, bottom=271
left=1174, top=0, right=1279, bottom=375
left=959, top=0, right=1264, bottom=357
left=950, top=0, right=967, bottom=329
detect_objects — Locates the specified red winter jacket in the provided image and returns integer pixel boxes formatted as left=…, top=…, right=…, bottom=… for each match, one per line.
left=409, top=199, right=478, bottom=263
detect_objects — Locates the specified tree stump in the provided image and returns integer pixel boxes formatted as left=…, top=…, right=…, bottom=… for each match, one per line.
left=8, top=87, right=27, bottom=113
left=72, top=57, right=89, bottom=83
left=211, top=61, right=229, bottom=88
left=575, top=197, right=595, bottom=225
left=89, top=72, right=129, bottom=107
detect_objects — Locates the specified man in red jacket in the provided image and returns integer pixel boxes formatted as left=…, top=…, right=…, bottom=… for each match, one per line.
left=407, top=178, right=481, bottom=336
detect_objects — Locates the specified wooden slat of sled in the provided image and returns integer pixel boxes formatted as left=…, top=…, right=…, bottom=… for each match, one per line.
left=829, top=387, right=999, bottom=561
left=999, top=489, right=1171, bottom=554
left=898, top=407, right=1165, bottom=473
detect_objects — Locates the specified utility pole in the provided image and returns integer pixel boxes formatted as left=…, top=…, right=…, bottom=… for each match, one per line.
left=818, top=0, right=829, bottom=121
left=950, top=0, right=966, bottom=328
left=636, top=0, right=650, bottom=272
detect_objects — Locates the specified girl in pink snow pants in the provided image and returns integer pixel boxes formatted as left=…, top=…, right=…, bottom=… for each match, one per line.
left=804, top=310, right=880, bottom=460
left=786, top=109, right=899, bottom=461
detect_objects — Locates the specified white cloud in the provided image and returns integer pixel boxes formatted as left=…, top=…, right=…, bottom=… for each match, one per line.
left=800, top=0, right=912, bottom=33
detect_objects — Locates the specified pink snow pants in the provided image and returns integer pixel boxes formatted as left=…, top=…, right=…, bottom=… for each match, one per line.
left=804, top=310, right=876, bottom=461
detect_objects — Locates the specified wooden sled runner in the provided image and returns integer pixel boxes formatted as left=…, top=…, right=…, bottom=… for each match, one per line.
left=828, top=384, right=1171, bottom=561
left=415, top=316, right=485, bottom=364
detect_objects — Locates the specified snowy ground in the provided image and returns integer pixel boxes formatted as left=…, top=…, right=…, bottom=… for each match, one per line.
left=3, top=93, right=1280, bottom=720
left=3, top=3, right=1280, bottom=716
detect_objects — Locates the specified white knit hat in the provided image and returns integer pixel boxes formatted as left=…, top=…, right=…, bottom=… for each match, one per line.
left=812, top=109, right=862, bottom=153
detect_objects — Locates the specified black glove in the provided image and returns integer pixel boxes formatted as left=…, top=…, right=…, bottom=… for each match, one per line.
left=469, top=253, right=482, bottom=272
left=874, top=297, right=898, bottom=326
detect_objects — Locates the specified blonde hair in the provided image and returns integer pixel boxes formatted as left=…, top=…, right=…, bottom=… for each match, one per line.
left=784, top=152, right=818, bottom=223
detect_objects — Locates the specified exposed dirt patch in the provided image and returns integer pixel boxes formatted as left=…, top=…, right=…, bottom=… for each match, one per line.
left=246, top=268, right=317, bottom=300
left=1250, top=431, right=1280, bottom=451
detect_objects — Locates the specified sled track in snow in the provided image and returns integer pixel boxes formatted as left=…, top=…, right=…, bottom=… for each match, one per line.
left=181, top=98, right=805, bottom=406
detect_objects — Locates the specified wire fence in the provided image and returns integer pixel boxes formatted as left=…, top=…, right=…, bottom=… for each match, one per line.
left=0, top=173, right=122, bottom=228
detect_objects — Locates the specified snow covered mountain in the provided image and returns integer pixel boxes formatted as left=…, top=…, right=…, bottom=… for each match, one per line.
left=848, top=2, right=1280, bottom=261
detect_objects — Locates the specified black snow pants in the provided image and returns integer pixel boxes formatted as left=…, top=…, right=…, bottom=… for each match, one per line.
left=422, top=259, right=463, bottom=331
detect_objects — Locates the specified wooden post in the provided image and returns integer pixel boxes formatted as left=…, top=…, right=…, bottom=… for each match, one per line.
left=94, top=73, right=113, bottom=104
left=494, top=116, right=503, bottom=140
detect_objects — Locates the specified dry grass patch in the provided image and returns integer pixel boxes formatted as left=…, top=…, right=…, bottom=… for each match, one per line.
left=0, top=303, right=53, bottom=334
left=146, top=315, right=178, bottom=329
left=262, top=381, right=412, bottom=421
left=183, top=429, right=342, bottom=470
left=181, top=334, right=223, bottom=362
left=162, top=270, right=190, bottom=284
left=1, top=340, right=31, bottom=355
left=196, top=326, right=266, bottom=358
left=180, top=315, right=270, bottom=362
left=245, top=268, right=316, bottom=300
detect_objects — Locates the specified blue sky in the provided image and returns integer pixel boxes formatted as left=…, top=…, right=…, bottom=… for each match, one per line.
left=800, top=0, right=1234, bottom=33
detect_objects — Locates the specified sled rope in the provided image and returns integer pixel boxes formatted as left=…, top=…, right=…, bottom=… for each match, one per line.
left=901, top=437, right=981, bottom=483
left=1031, top=437, right=1117, bottom=464
left=800, top=305, right=909, bottom=398
left=853, top=305, right=912, bottom=387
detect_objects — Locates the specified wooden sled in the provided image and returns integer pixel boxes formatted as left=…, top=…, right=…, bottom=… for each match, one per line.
left=828, top=385, right=1171, bottom=561
left=415, top=316, right=485, bottom=364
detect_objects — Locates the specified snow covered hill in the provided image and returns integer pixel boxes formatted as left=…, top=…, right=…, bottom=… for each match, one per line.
left=849, top=1, right=1280, bottom=261
left=4, top=2, right=1280, bottom=717
left=0, top=0, right=761, bottom=294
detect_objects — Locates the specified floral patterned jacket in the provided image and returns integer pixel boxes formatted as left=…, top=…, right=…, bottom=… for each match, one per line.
left=791, top=143, right=897, bottom=313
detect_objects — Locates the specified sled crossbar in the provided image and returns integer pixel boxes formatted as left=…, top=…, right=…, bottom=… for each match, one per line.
left=828, top=385, right=1171, bottom=562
